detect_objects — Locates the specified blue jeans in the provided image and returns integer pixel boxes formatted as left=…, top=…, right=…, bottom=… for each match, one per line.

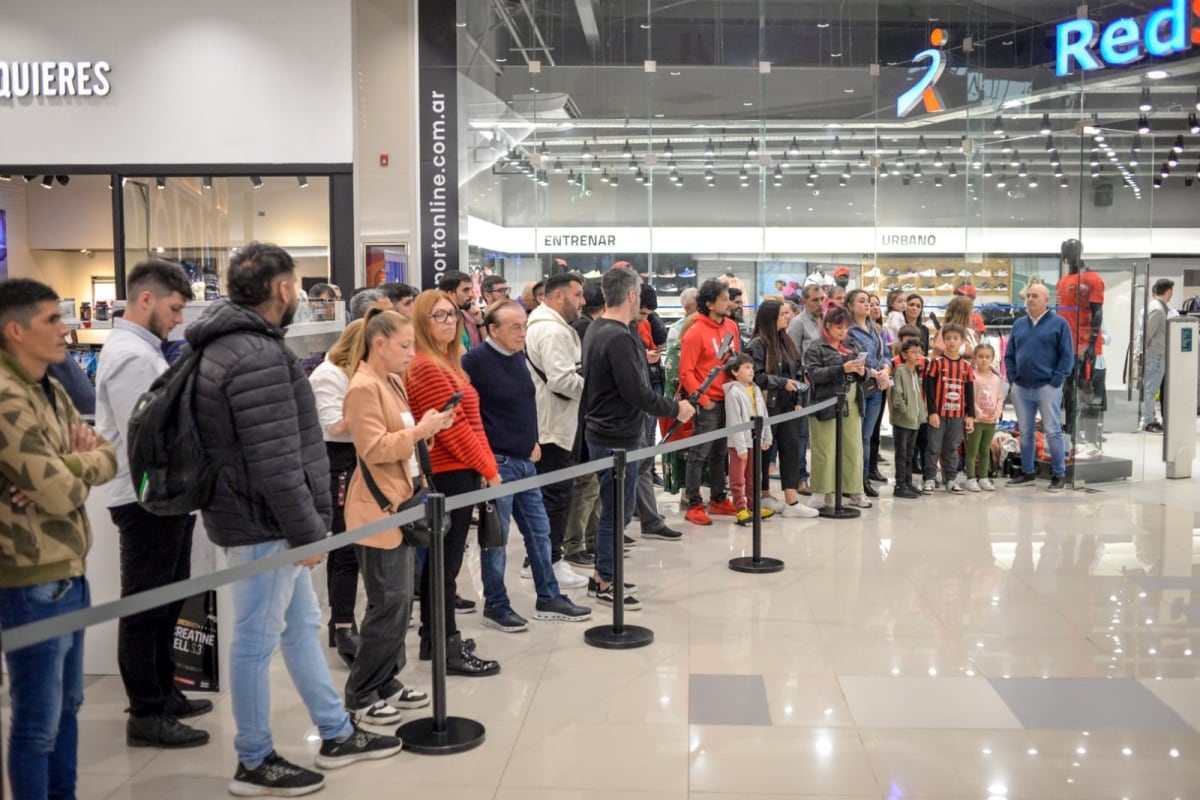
left=481, top=456, right=559, bottom=610
left=1141, top=352, right=1165, bottom=425
left=0, top=577, right=87, bottom=800
left=861, top=389, right=885, bottom=478
left=224, top=541, right=353, bottom=768
left=1012, top=383, right=1066, bottom=478
left=587, top=440, right=640, bottom=584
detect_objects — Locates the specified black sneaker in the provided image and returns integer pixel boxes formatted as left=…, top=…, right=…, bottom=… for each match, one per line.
left=592, top=582, right=641, bottom=611
left=623, top=534, right=637, bottom=548
left=230, top=750, right=324, bottom=797
left=126, top=714, right=209, bottom=749
left=454, top=595, right=477, bottom=614
left=315, top=726, right=403, bottom=770
left=1047, top=475, right=1066, bottom=493
left=1006, top=473, right=1037, bottom=487
left=642, top=525, right=683, bottom=542
left=587, top=576, right=637, bottom=595
left=164, top=689, right=214, bottom=720
left=533, top=595, right=592, bottom=622
left=481, top=606, right=529, bottom=633
left=564, top=551, right=594, bottom=567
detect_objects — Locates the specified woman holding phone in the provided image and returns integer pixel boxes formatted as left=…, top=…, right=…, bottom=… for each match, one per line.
left=407, top=290, right=502, bottom=677
left=341, top=308, right=454, bottom=723
left=804, top=306, right=870, bottom=510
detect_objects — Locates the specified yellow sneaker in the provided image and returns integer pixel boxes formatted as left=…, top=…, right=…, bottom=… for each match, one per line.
left=759, top=507, right=775, bottom=519
left=735, top=509, right=752, bottom=524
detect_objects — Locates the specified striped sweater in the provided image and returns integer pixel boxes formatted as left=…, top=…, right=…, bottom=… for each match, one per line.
left=406, top=352, right=499, bottom=480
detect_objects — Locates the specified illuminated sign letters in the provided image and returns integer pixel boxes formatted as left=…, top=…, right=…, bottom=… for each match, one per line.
left=0, top=61, right=111, bottom=99
left=1055, top=0, right=1198, bottom=76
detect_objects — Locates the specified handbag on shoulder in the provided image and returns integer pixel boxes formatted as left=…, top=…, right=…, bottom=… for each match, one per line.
left=357, top=439, right=444, bottom=548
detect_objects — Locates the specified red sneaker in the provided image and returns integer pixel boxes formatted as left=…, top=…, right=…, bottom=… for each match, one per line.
left=708, top=499, right=739, bottom=517
left=684, top=504, right=712, bottom=526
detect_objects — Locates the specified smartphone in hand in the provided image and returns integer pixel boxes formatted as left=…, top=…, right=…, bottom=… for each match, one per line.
left=440, top=391, right=464, bottom=413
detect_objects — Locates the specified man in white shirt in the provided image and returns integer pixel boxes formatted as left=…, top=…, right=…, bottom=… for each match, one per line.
left=95, top=259, right=208, bottom=749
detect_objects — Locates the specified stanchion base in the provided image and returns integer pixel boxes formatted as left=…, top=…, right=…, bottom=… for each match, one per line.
left=818, top=505, right=861, bottom=519
left=397, top=716, right=486, bottom=755
left=729, top=556, right=784, bottom=573
left=584, top=623, right=654, bottom=649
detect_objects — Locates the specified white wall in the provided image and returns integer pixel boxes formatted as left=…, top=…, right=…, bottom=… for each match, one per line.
left=0, top=0, right=353, bottom=165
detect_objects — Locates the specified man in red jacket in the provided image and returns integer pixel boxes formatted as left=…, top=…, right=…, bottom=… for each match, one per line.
left=680, top=278, right=741, bottom=525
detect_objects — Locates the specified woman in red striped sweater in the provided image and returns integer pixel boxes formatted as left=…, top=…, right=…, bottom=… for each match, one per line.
left=407, top=289, right=502, bottom=677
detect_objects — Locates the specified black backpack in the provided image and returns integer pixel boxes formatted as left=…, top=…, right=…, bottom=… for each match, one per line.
left=127, top=345, right=219, bottom=515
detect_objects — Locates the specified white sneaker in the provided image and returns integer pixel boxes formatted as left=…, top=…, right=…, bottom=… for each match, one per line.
left=519, top=563, right=532, bottom=579
left=964, top=478, right=981, bottom=492
left=553, top=560, right=588, bottom=589
left=781, top=501, right=819, bottom=518
left=979, top=478, right=995, bottom=491
left=921, top=480, right=935, bottom=494
left=351, top=700, right=401, bottom=727
left=761, top=496, right=786, bottom=512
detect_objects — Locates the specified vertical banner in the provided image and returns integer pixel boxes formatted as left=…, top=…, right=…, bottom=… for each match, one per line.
left=418, top=0, right=459, bottom=289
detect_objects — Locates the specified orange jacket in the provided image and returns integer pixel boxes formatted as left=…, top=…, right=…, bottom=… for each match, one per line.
left=678, top=314, right=740, bottom=403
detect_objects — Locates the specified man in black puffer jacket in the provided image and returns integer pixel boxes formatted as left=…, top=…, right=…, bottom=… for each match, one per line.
left=188, top=242, right=400, bottom=796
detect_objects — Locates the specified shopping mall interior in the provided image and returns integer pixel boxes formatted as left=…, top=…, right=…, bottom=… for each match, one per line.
left=2, top=1, right=1200, bottom=798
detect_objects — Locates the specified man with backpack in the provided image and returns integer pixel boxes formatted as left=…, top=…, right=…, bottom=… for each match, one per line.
left=186, top=243, right=400, bottom=796
left=96, top=259, right=210, bottom=750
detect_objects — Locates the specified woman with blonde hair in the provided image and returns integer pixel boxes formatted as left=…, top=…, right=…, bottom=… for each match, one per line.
left=340, top=308, right=454, bottom=724
left=934, top=295, right=978, bottom=356
left=406, top=290, right=503, bottom=677
left=308, top=319, right=366, bottom=667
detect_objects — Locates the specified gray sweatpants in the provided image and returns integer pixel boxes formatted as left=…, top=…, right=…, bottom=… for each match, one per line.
left=922, top=416, right=965, bottom=484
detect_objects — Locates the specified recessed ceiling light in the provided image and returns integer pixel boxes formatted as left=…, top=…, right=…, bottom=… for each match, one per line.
left=1001, top=39, right=1014, bottom=46
left=843, top=88, right=855, bottom=93
left=817, top=22, right=830, bottom=28
left=495, top=57, right=507, bottom=63
left=455, top=21, right=466, bottom=28
left=743, top=101, right=754, bottom=106
left=1147, top=70, right=1170, bottom=79
left=640, top=23, right=651, bottom=29
left=669, top=71, right=681, bottom=76
left=830, top=52, right=843, bottom=57
left=556, top=121, right=576, bottom=130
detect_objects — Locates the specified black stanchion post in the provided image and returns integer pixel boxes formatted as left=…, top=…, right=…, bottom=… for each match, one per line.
left=730, top=415, right=784, bottom=573
left=585, top=448, right=654, bottom=649
left=399, top=493, right=486, bottom=754
left=819, top=385, right=861, bottom=520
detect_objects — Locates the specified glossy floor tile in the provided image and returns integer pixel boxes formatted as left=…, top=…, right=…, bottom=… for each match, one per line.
left=3, top=447, right=1199, bottom=799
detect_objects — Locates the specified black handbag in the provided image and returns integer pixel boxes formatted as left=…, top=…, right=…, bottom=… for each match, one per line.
left=477, top=498, right=504, bottom=549
left=357, top=439, right=442, bottom=548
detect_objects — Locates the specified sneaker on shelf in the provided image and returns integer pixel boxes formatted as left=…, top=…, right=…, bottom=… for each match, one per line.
left=902, top=283, right=917, bottom=292
left=781, top=501, right=819, bottom=518
left=643, top=525, right=683, bottom=541
left=995, top=282, right=1007, bottom=291
left=1047, top=475, right=1066, bottom=493
left=921, top=480, right=936, bottom=494
left=685, top=504, right=712, bottom=525
left=587, top=576, right=637, bottom=595
left=863, top=283, right=879, bottom=293
left=864, top=267, right=882, bottom=278
left=564, top=551, right=595, bottom=568
left=533, top=595, right=592, bottom=622
left=708, top=498, right=738, bottom=517
left=938, top=268, right=956, bottom=277
left=315, top=727, right=403, bottom=770
left=454, top=595, right=476, bottom=614
left=957, top=268, right=972, bottom=277
left=918, top=268, right=938, bottom=278
left=735, top=509, right=753, bottom=525
left=350, top=700, right=402, bottom=727
left=976, top=268, right=992, bottom=278
left=553, top=559, right=589, bottom=588
left=382, top=682, right=430, bottom=710
left=230, top=751, right=324, bottom=797
left=979, top=281, right=993, bottom=290
left=964, top=478, right=981, bottom=492
left=679, top=268, right=697, bottom=278
left=1006, top=473, right=1037, bottom=487
left=481, top=606, right=529, bottom=633
left=582, top=269, right=602, bottom=279
left=979, top=478, right=996, bottom=492
left=592, top=582, right=641, bottom=610
left=996, top=269, right=1009, bottom=277
left=886, top=268, right=901, bottom=277
left=937, top=282, right=954, bottom=292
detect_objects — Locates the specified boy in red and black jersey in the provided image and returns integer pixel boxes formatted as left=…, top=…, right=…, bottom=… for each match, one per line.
left=921, top=324, right=975, bottom=494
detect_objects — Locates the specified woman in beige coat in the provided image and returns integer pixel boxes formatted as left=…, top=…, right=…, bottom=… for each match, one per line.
left=341, top=307, right=454, bottom=726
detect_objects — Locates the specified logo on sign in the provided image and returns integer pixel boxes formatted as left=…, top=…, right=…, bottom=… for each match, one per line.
left=896, top=29, right=949, bottom=117
left=1055, top=0, right=1199, bottom=76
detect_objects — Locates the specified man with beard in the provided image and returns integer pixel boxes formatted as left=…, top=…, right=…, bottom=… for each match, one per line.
left=727, top=286, right=751, bottom=348
left=188, top=243, right=400, bottom=794
left=438, top=269, right=482, bottom=348
left=96, top=260, right=210, bottom=749
left=524, top=272, right=589, bottom=588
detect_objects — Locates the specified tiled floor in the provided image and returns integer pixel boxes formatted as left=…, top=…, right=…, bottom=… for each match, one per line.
left=5, top=436, right=1200, bottom=800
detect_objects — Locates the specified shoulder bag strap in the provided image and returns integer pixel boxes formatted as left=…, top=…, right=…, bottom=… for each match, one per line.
left=357, top=458, right=394, bottom=514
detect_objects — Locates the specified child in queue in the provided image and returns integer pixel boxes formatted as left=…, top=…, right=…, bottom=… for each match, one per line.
left=889, top=339, right=928, bottom=499
left=724, top=354, right=775, bottom=524
left=922, top=324, right=975, bottom=494
left=964, top=343, right=1005, bottom=492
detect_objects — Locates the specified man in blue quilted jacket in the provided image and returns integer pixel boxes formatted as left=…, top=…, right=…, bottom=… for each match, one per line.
left=188, top=242, right=400, bottom=796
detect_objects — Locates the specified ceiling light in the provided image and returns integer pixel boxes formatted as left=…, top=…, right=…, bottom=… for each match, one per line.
left=1161, top=162, right=1171, bottom=178
left=818, top=150, right=827, bottom=166
left=1189, top=113, right=1200, bottom=134
left=913, top=162, right=923, bottom=177
left=1018, top=162, right=1028, bottom=177
left=600, top=168, right=610, bottom=184
left=1009, top=150, right=1020, bottom=168
left=787, top=137, right=800, bottom=156
left=832, top=135, right=842, bottom=154
left=839, top=175, right=847, bottom=187
left=669, top=168, right=680, bottom=183
left=55, top=175, right=70, bottom=186
left=1044, top=135, right=1055, bottom=152
left=743, top=152, right=753, bottom=169
left=1059, top=176, right=1069, bottom=188
left=739, top=167, right=749, bottom=182
left=22, top=175, right=36, bottom=183
left=948, top=163, right=958, bottom=178
left=996, top=173, right=1007, bottom=188
left=933, top=151, right=944, bottom=167
left=156, top=176, right=166, bottom=190
left=773, top=165, right=784, bottom=180
left=609, top=174, right=619, bottom=187
left=704, top=169, right=714, bottom=183
left=1039, top=113, right=1052, bottom=134
left=1090, top=155, right=1101, bottom=167
left=251, top=176, right=263, bottom=188
left=1173, top=135, right=1185, bottom=153
left=1146, top=69, right=1169, bottom=80
left=636, top=168, right=647, bottom=184
left=1168, top=152, right=1179, bottom=167
left=1129, top=152, right=1139, bottom=167
left=1092, top=163, right=1102, bottom=178
left=748, top=139, right=758, bottom=157
left=41, top=175, right=54, bottom=189
left=664, top=140, right=675, bottom=158
left=553, top=159, right=564, bottom=173
left=917, top=136, right=927, bottom=154
left=591, top=161, right=601, bottom=172
left=895, top=150, right=906, bottom=167
left=704, top=158, right=714, bottom=170
left=581, top=142, right=594, bottom=159
left=934, top=176, right=943, bottom=187
left=1139, top=88, right=1153, bottom=112
left=297, top=176, right=308, bottom=188
left=628, top=159, right=639, bottom=172
left=983, top=162, right=994, bottom=177
left=1001, top=136, right=1013, bottom=153
left=1053, top=163, right=1064, bottom=177
left=704, top=139, right=715, bottom=158
left=1154, top=176, right=1163, bottom=188
left=1138, top=115, right=1151, bottom=134
left=992, top=117, right=1004, bottom=135
left=1028, top=174, right=1039, bottom=188
left=1050, top=149, right=1061, bottom=166
left=856, top=150, right=867, bottom=167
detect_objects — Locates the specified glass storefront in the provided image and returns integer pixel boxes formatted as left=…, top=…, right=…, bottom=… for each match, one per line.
left=453, top=0, right=1200, bottom=485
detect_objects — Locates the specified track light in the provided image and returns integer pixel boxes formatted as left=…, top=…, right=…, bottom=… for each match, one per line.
left=581, top=142, right=594, bottom=159
left=1189, top=113, right=1200, bottom=135
left=1138, top=115, right=1150, bottom=134
left=41, top=175, right=53, bottom=189
left=917, top=136, right=927, bottom=154
left=1018, top=162, right=1028, bottom=177
left=1129, top=152, right=1139, bottom=168
left=1028, top=174, right=1039, bottom=188
left=912, top=162, right=923, bottom=177
left=297, top=176, right=308, bottom=188
left=1009, top=150, right=1020, bottom=168
left=747, top=139, right=758, bottom=157
left=1040, top=113, right=1052, bottom=134
left=1139, top=88, right=1153, bottom=112
left=1044, top=135, right=1055, bottom=152
left=832, top=135, right=842, bottom=154
left=787, top=137, right=800, bottom=157
left=1001, top=136, right=1013, bottom=153
left=992, top=116, right=1004, bottom=135
left=948, top=163, right=958, bottom=178
left=983, top=162, right=994, bottom=177
left=933, top=151, right=944, bottom=167
left=1173, top=135, right=1185, bottom=154
left=55, top=175, right=70, bottom=186
left=996, top=174, right=1007, bottom=188
left=704, top=139, right=715, bottom=158
left=250, top=176, right=263, bottom=188
left=856, top=150, right=867, bottom=167
left=156, top=176, right=166, bottom=190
